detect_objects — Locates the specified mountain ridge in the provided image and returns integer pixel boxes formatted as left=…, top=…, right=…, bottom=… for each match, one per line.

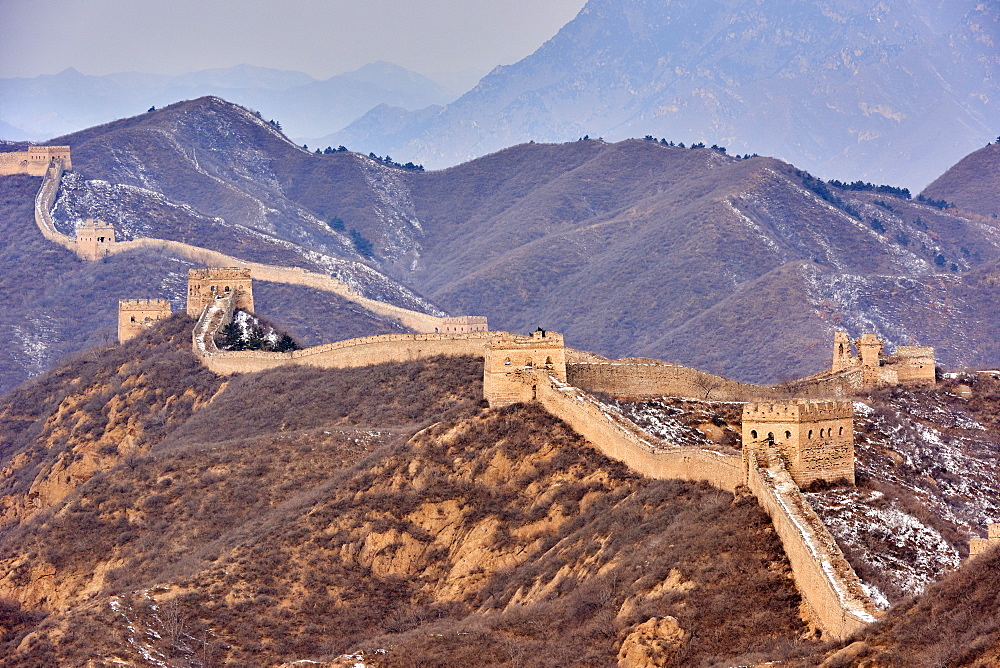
left=328, top=0, right=999, bottom=190
left=3, top=96, right=999, bottom=392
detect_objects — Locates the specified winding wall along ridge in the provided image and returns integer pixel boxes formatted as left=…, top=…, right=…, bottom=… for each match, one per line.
left=33, top=165, right=449, bottom=333
left=533, top=375, right=879, bottom=639
left=33, top=161, right=878, bottom=640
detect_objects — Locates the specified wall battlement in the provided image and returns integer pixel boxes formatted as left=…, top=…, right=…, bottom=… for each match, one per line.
left=0, top=146, right=72, bottom=176
left=743, top=400, right=853, bottom=422
left=437, top=316, right=489, bottom=333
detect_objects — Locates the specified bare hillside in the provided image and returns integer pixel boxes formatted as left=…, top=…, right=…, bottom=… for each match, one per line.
left=922, top=141, right=1000, bottom=219
left=0, top=322, right=817, bottom=667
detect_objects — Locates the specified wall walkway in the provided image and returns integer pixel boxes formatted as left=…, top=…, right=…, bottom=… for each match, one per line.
left=532, top=372, right=880, bottom=640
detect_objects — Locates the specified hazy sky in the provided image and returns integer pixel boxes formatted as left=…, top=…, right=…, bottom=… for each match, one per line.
left=0, top=0, right=587, bottom=80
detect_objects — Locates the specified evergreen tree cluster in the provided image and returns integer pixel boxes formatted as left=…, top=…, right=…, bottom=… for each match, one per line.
left=215, top=314, right=300, bottom=352
left=828, top=179, right=911, bottom=199
left=915, top=194, right=954, bottom=210
left=367, top=152, right=424, bottom=171
left=794, top=170, right=861, bottom=218
left=640, top=135, right=758, bottom=159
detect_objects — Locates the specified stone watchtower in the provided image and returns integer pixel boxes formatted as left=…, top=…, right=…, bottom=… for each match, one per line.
left=855, top=333, right=883, bottom=385
left=742, top=400, right=855, bottom=486
left=118, top=299, right=172, bottom=342
left=76, top=219, right=116, bottom=260
left=969, top=524, right=1000, bottom=559
left=831, top=331, right=857, bottom=372
left=186, top=267, right=254, bottom=316
left=484, top=329, right=567, bottom=407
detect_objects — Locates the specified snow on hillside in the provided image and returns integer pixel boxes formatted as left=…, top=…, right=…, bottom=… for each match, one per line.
left=357, top=155, right=425, bottom=268
left=49, top=173, right=445, bottom=316
left=807, top=385, right=1000, bottom=604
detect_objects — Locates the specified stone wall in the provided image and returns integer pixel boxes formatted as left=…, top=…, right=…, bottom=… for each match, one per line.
left=745, top=451, right=878, bottom=638
left=30, top=165, right=483, bottom=333
left=199, top=329, right=497, bottom=376
left=567, top=361, right=760, bottom=400
left=33, top=163, right=76, bottom=250
left=533, top=372, right=879, bottom=639
left=533, top=375, right=745, bottom=491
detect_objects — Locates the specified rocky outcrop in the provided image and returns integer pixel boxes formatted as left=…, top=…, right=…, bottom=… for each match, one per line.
left=618, top=616, right=687, bottom=668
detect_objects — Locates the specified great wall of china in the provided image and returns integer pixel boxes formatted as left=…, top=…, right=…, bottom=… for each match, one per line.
left=12, top=145, right=949, bottom=639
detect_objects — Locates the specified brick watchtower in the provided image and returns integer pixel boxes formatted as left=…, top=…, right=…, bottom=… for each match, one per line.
left=484, top=329, right=567, bottom=407
left=187, top=267, right=254, bottom=316
left=742, top=400, right=855, bottom=486
left=76, top=219, right=116, bottom=260
left=118, top=299, right=172, bottom=342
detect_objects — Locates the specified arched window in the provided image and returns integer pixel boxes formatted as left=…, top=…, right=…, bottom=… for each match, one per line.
left=545, top=356, right=553, bottom=366
left=808, top=429, right=813, bottom=439
left=130, top=316, right=136, bottom=322
left=750, top=430, right=758, bottom=439
left=785, top=430, right=791, bottom=439
left=225, top=286, right=231, bottom=292
left=504, top=357, right=511, bottom=366
left=838, top=343, right=844, bottom=355
left=525, top=359, right=533, bottom=368
left=839, top=426, right=844, bottom=436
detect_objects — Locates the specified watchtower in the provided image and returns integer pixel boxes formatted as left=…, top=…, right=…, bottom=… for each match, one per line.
left=969, top=524, right=1000, bottom=559
left=118, top=299, right=172, bottom=342
left=484, top=329, right=567, bottom=407
left=855, top=333, right=883, bottom=384
left=187, top=267, right=254, bottom=316
left=742, top=400, right=855, bottom=486
left=831, top=331, right=857, bottom=372
left=76, top=219, right=116, bottom=260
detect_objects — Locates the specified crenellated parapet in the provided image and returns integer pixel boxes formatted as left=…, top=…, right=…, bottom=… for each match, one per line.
left=436, top=316, right=489, bottom=333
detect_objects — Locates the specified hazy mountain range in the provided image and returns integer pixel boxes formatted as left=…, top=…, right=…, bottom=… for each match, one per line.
left=0, top=61, right=457, bottom=141
left=326, top=0, right=999, bottom=190
left=4, top=1, right=996, bottom=192
left=2, top=96, right=998, bottom=395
